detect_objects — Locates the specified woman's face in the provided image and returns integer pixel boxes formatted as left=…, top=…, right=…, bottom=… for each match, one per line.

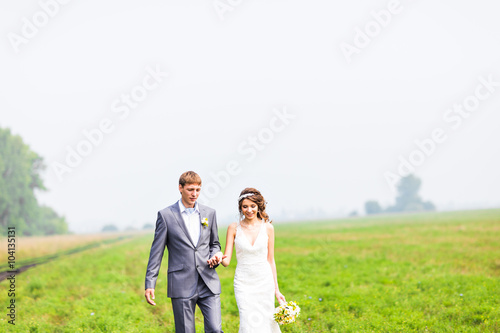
left=241, top=198, right=258, bottom=220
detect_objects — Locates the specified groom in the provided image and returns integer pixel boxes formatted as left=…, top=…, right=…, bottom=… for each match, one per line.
left=145, top=171, right=225, bottom=333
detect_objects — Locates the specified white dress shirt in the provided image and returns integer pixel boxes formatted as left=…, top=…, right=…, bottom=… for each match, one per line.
left=178, top=200, right=201, bottom=246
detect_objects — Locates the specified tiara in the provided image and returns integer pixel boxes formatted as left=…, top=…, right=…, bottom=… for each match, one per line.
left=238, top=193, right=255, bottom=201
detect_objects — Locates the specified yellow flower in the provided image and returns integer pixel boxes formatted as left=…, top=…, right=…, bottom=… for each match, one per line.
left=274, top=301, right=301, bottom=325
left=201, top=217, right=209, bottom=227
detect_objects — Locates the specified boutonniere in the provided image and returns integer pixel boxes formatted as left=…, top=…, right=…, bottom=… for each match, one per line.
left=201, top=217, right=208, bottom=227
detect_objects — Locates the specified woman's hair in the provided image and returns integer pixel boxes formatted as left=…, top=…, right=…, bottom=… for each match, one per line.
left=179, top=171, right=201, bottom=186
left=238, top=187, right=271, bottom=222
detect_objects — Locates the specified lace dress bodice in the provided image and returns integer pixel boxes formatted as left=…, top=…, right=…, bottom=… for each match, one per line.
left=235, top=222, right=269, bottom=264
left=233, top=222, right=280, bottom=333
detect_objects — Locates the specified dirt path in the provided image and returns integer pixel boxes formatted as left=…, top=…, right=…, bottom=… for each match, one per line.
left=0, top=235, right=132, bottom=282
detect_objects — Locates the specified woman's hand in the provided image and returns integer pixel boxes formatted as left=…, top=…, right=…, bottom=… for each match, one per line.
left=275, top=290, right=286, bottom=305
left=207, top=252, right=227, bottom=268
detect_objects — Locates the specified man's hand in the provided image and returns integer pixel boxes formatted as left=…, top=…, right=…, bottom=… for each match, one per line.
left=145, top=288, right=156, bottom=306
left=207, top=252, right=227, bottom=268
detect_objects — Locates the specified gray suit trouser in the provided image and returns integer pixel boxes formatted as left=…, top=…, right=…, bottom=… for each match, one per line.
left=171, top=274, right=223, bottom=333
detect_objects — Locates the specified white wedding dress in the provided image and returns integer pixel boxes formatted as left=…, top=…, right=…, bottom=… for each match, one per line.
left=234, top=222, right=281, bottom=333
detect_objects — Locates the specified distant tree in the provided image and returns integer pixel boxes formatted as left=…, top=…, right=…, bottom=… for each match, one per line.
left=0, top=127, right=68, bottom=236
left=25, top=205, right=69, bottom=236
left=348, top=210, right=358, bottom=217
left=102, top=224, right=119, bottom=232
left=386, top=174, right=435, bottom=213
left=39, top=206, right=68, bottom=235
left=142, top=223, right=154, bottom=230
left=422, top=201, right=436, bottom=211
left=365, top=200, right=382, bottom=215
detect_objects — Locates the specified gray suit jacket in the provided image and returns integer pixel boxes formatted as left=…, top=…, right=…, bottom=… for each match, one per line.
left=144, top=202, right=222, bottom=298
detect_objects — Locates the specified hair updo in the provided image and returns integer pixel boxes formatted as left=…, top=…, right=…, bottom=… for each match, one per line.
left=238, top=187, right=271, bottom=222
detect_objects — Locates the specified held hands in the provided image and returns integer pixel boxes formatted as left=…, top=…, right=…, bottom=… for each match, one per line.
left=207, top=252, right=227, bottom=268
left=275, top=290, right=286, bottom=305
left=145, top=288, right=156, bottom=306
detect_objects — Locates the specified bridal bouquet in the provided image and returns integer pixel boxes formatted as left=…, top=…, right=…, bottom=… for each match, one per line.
left=274, top=301, right=301, bottom=325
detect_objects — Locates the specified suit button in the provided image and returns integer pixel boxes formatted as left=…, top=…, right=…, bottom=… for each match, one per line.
left=196, top=265, right=199, bottom=268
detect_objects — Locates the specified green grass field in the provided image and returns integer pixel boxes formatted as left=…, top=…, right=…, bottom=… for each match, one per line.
left=1, top=209, right=499, bottom=332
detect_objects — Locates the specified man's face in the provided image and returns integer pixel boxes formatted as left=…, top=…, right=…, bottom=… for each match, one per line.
left=179, top=183, right=201, bottom=208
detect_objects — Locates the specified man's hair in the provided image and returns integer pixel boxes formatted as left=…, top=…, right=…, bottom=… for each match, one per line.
left=179, top=171, right=202, bottom=187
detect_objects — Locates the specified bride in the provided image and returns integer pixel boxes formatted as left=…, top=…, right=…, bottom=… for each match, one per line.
left=221, top=188, right=286, bottom=332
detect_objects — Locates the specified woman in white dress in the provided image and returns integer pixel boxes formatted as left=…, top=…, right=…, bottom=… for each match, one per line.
left=221, top=188, right=286, bottom=333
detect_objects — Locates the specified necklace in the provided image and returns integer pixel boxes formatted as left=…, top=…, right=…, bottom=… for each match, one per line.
left=241, top=220, right=260, bottom=229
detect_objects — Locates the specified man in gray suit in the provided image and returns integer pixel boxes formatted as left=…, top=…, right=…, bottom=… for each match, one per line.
left=145, top=171, right=225, bottom=332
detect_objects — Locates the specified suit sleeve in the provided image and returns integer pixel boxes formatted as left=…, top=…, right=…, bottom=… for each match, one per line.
left=145, top=211, right=167, bottom=289
left=209, top=210, right=221, bottom=259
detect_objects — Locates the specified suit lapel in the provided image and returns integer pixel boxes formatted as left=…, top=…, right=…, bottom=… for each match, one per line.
left=171, top=202, right=195, bottom=248
left=198, top=206, right=207, bottom=242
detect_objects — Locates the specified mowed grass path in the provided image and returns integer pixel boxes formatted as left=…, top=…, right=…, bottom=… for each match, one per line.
left=0, top=231, right=147, bottom=263
left=1, top=209, right=499, bottom=332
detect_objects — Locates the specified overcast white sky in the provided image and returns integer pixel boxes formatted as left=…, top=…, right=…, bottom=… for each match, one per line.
left=1, top=0, right=499, bottom=233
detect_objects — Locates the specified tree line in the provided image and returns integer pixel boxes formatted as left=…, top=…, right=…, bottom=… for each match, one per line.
left=365, top=174, right=435, bottom=215
left=0, top=127, right=68, bottom=236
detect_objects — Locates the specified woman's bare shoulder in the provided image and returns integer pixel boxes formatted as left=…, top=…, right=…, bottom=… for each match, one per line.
left=265, top=221, right=275, bottom=231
